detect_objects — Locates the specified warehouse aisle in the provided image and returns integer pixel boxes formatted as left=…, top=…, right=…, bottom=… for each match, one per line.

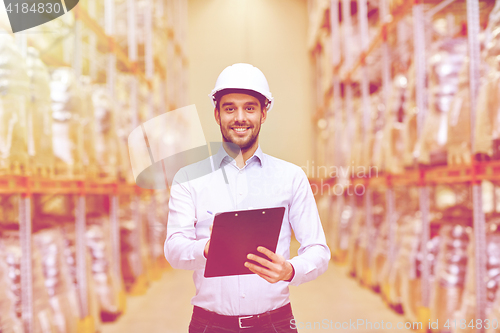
left=102, top=254, right=413, bottom=333
left=101, top=268, right=195, bottom=333
left=288, top=265, right=413, bottom=333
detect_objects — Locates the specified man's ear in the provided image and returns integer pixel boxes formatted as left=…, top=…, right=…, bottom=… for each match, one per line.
left=214, top=107, right=220, bottom=125
left=260, top=107, right=268, bottom=124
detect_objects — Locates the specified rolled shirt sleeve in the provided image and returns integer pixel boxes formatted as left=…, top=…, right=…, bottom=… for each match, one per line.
left=287, top=168, right=331, bottom=286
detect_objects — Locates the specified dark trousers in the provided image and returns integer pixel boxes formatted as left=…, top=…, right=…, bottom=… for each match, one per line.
left=188, top=303, right=299, bottom=333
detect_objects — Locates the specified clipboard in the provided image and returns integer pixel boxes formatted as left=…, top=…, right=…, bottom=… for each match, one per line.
left=204, top=207, right=285, bottom=278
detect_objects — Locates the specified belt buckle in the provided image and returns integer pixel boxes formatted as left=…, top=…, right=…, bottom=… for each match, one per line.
left=238, top=315, right=254, bottom=329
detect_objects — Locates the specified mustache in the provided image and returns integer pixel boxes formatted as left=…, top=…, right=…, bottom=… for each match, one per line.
left=229, top=123, right=253, bottom=127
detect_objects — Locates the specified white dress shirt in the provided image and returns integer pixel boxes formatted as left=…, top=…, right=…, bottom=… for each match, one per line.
left=164, top=145, right=330, bottom=316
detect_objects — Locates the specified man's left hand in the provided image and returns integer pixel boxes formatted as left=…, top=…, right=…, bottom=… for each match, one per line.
left=244, top=246, right=294, bottom=283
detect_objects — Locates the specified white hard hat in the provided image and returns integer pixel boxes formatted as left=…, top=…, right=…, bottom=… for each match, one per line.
left=209, top=63, right=274, bottom=111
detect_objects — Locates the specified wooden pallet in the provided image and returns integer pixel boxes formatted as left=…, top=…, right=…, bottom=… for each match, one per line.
left=127, top=273, right=149, bottom=296
left=54, top=162, right=84, bottom=178
left=332, top=249, right=348, bottom=266
left=447, top=146, right=471, bottom=166
left=97, top=165, right=118, bottom=180
left=0, top=159, right=29, bottom=176
left=154, top=256, right=171, bottom=271
left=77, top=316, right=94, bottom=333
left=30, top=164, right=54, bottom=178
left=83, top=164, right=99, bottom=180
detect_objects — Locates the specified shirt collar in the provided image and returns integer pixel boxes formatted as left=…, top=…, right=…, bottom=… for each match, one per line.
left=213, top=144, right=264, bottom=169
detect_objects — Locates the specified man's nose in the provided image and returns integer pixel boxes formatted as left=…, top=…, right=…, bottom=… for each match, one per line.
left=234, top=108, right=246, bottom=122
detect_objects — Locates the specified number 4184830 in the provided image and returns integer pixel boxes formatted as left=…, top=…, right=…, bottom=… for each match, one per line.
left=444, top=319, right=498, bottom=330
left=5, top=2, right=62, bottom=14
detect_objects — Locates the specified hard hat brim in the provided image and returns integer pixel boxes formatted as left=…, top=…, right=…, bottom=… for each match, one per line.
left=209, top=88, right=274, bottom=111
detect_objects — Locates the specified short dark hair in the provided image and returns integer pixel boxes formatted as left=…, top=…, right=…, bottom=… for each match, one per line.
left=214, top=88, right=268, bottom=111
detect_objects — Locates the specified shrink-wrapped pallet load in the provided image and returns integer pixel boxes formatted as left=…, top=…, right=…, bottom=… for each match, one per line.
left=322, top=194, right=340, bottom=256
left=120, top=217, right=143, bottom=290
left=362, top=93, right=383, bottom=171
left=33, top=194, right=75, bottom=222
left=474, top=0, right=500, bottom=161
left=86, top=216, right=122, bottom=320
left=321, top=30, right=335, bottom=99
left=92, top=86, right=119, bottom=179
left=339, top=86, right=355, bottom=174
left=475, top=71, right=500, bottom=161
left=0, top=33, right=30, bottom=175
left=115, top=0, right=169, bottom=76
left=397, top=217, right=440, bottom=323
left=389, top=0, right=405, bottom=12
left=306, top=0, right=330, bottom=52
left=24, top=8, right=74, bottom=67
left=115, top=74, right=135, bottom=183
left=378, top=75, right=408, bottom=174
left=414, top=38, right=467, bottom=166
left=79, top=76, right=98, bottom=178
left=0, top=195, right=20, bottom=229
left=139, top=82, right=150, bottom=125
left=1, top=232, right=57, bottom=333
left=402, top=64, right=419, bottom=169
left=316, top=194, right=332, bottom=242
left=382, top=212, right=415, bottom=312
left=378, top=188, right=421, bottom=307
left=26, top=47, right=54, bottom=177
left=380, top=115, right=405, bottom=174
left=430, top=223, right=471, bottom=333
left=119, top=198, right=150, bottom=291
left=141, top=197, right=161, bottom=277
left=447, top=60, right=472, bottom=166
left=350, top=99, right=365, bottom=170
left=329, top=197, right=348, bottom=262
left=355, top=195, right=385, bottom=286
left=152, top=15, right=168, bottom=80
left=0, top=240, right=22, bottom=333
left=455, top=219, right=500, bottom=333
left=60, top=224, right=102, bottom=332
left=152, top=74, right=165, bottom=116
left=383, top=17, right=416, bottom=170
left=372, top=217, right=391, bottom=291
left=33, top=229, right=80, bottom=333
left=150, top=197, right=167, bottom=268
left=347, top=204, right=365, bottom=277
left=137, top=197, right=152, bottom=276
left=50, top=68, right=84, bottom=177
left=154, top=191, right=169, bottom=270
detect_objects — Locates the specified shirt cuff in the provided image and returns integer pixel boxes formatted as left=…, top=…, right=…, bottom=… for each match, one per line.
left=285, top=262, right=295, bottom=282
left=287, top=257, right=315, bottom=286
left=194, top=238, right=210, bottom=268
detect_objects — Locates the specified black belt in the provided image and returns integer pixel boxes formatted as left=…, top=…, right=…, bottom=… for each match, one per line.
left=193, top=303, right=293, bottom=329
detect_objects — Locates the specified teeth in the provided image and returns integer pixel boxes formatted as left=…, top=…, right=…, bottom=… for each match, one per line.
left=233, top=127, right=249, bottom=132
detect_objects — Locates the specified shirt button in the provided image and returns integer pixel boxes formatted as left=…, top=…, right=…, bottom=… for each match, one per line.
left=241, top=293, right=246, bottom=298
left=239, top=192, right=243, bottom=196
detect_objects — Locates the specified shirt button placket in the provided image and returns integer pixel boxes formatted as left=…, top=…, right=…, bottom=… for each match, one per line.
left=237, top=169, right=243, bottom=197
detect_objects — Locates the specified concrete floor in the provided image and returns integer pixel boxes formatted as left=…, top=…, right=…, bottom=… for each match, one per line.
left=101, top=244, right=413, bottom=333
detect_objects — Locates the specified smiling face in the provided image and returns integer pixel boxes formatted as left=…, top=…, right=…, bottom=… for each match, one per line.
left=214, top=93, right=267, bottom=155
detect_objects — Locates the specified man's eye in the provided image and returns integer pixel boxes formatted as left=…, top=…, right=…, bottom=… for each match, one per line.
left=226, top=107, right=234, bottom=112
left=246, top=107, right=255, bottom=111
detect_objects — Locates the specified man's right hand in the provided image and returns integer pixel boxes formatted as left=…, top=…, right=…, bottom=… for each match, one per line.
left=203, top=224, right=213, bottom=258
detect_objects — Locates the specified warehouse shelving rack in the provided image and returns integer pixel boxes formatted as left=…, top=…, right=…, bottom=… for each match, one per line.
left=309, top=0, right=493, bottom=331
left=3, top=1, right=189, bottom=332
left=11, top=174, right=154, bottom=333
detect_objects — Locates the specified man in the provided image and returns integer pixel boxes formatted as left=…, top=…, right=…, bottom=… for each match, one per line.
left=164, top=63, right=330, bottom=332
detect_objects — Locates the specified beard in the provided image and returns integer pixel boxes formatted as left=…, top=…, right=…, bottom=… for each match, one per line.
left=219, top=115, right=262, bottom=151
